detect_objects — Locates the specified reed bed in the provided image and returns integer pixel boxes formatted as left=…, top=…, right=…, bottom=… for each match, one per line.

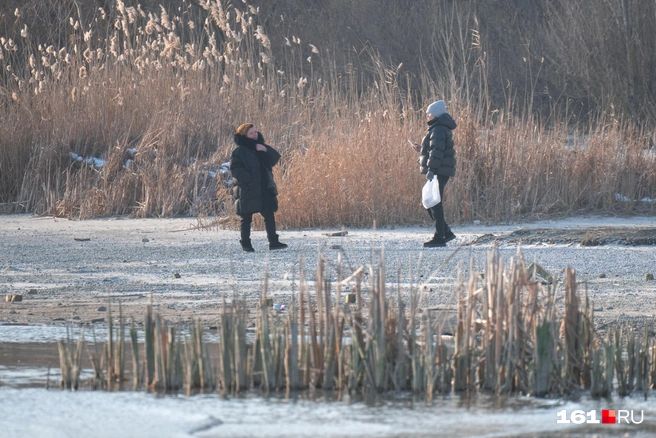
left=1, top=1, right=654, bottom=225
left=57, top=328, right=84, bottom=390
left=59, top=249, right=655, bottom=399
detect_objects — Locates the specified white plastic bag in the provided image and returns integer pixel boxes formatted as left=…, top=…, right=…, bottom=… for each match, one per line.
left=421, top=177, right=441, bottom=208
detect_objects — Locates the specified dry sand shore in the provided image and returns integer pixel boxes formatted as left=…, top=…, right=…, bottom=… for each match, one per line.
left=1, top=214, right=655, bottom=330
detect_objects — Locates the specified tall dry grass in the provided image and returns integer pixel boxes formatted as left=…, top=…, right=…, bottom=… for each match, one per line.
left=4, top=1, right=656, bottom=121
left=59, top=250, right=656, bottom=398
left=0, top=0, right=654, bottom=225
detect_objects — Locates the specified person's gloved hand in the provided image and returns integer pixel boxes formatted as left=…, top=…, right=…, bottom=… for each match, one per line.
left=426, top=171, right=435, bottom=181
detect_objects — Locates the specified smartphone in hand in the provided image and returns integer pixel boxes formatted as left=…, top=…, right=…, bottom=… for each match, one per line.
left=408, top=140, right=420, bottom=152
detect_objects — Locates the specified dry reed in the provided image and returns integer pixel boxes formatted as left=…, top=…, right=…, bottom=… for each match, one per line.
left=1, top=1, right=654, bottom=226
left=57, top=328, right=84, bottom=390
left=58, top=249, right=655, bottom=400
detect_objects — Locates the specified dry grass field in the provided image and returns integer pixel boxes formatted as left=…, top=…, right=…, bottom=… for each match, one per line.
left=0, top=0, right=654, bottom=228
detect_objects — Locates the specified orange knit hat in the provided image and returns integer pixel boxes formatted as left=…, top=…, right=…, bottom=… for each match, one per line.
left=236, top=123, right=253, bottom=137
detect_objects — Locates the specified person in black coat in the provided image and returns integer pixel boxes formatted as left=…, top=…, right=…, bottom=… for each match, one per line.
left=230, top=123, right=288, bottom=252
left=412, top=100, right=457, bottom=247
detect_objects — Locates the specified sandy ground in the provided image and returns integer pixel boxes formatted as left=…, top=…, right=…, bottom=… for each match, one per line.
left=1, top=214, right=655, bottom=331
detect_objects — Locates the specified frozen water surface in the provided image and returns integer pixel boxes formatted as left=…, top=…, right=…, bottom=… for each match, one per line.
left=1, top=387, right=656, bottom=437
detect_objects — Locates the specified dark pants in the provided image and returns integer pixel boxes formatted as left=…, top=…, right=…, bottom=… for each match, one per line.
left=427, top=175, right=450, bottom=238
left=240, top=208, right=277, bottom=242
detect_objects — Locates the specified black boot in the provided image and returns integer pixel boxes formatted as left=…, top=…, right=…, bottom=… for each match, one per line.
left=423, top=234, right=446, bottom=248
left=269, top=234, right=288, bottom=250
left=240, top=239, right=255, bottom=252
left=444, top=227, right=456, bottom=243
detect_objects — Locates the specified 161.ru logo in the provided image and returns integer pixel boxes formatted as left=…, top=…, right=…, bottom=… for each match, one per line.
left=557, top=409, right=644, bottom=424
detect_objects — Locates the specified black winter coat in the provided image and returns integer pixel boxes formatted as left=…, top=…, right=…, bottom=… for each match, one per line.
left=230, top=132, right=281, bottom=216
left=419, top=113, right=457, bottom=177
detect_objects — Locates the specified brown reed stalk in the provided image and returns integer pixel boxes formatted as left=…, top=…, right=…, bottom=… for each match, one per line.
left=218, top=298, right=233, bottom=392
left=453, top=272, right=467, bottom=392
left=580, top=288, right=594, bottom=390
left=144, top=304, right=155, bottom=388
left=649, top=343, right=656, bottom=389
left=365, top=263, right=385, bottom=392
left=604, top=334, right=615, bottom=397
left=130, top=320, right=139, bottom=391
left=534, top=320, right=554, bottom=397
left=335, top=253, right=345, bottom=390
left=285, top=300, right=300, bottom=393
left=393, top=272, right=406, bottom=391
left=194, top=319, right=210, bottom=391
left=57, top=329, right=84, bottom=390
left=86, top=328, right=105, bottom=390
left=636, top=327, right=650, bottom=396
left=481, top=250, right=504, bottom=391
left=513, top=254, right=532, bottom=395
left=258, top=272, right=275, bottom=392
left=309, top=258, right=323, bottom=387
left=105, top=304, right=117, bottom=390
left=615, top=326, right=634, bottom=397
left=184, top=318, right=213, bottom=394
left=464, top=269, right=476, bottom=392
left=298, top=260, right=310, bottom=388
left=564, top=267, right=581, bottom=391
left=250, top=314, right=261, bottom=388
left=493, top=255, right=505, bottom=394
left=116, top=304, right=125, bottom=390
left=233, top=300, right=249, bottom=391
left=376, top=260, right=388, bottom=392
left=591, top=332, right=615, bottom=399
left=166, top=325, right=183, bottom=391
left=423, top=309, right=435, bottom=399
left=351, top=269, right=367, bottom=390
left=152, top=314, right=165, bottom=391
left=333, top=290, right=346, bottom=390
left=437, top=335, right=452, bottom=395
left=454, top=264, right=476, bottom=393
left=410, top=285, right=422, bottom=392
left=626, top=328, right=637, bottom=395
left=106, top=303, right=125, bottom=390
left=322, top=277, right=336, bottom=390
left=272, top=316, right=286, bottom=391
left=500, top=263, right=514, bottom=395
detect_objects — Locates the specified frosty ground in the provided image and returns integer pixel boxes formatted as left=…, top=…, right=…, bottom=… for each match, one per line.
left=1, top=214, right=655, bottom=331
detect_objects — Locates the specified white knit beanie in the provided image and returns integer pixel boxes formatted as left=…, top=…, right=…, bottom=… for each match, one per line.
left=426, top=100, right=447, bottom=118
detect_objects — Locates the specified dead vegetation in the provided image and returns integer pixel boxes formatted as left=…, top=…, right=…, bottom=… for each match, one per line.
left=58, top=250, right=656, bottom=398
left=1, top=1, right=655, bottom=226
